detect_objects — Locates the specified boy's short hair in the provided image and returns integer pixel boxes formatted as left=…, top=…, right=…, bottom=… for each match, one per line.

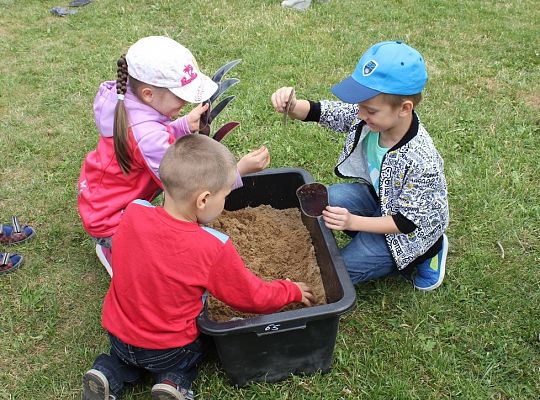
left=379, top=93, right=423, bottom=108
left=159, top=135, right=237, bottom=202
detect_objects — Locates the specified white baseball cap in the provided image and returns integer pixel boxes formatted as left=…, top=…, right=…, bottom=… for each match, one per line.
left=125, top=36, right=218, bottom=103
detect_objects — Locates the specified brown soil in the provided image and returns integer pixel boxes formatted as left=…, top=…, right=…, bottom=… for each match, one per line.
left=207, top=205, right=327, bottom=322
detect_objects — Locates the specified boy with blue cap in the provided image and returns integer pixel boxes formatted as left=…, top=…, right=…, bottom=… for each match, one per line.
left=271, top=41, right=449, bottom=291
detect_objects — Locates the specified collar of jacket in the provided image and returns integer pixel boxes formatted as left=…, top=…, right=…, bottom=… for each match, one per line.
left=387, top=110, right=420, bottom=152
left=353, top=110, right=420, bottom=151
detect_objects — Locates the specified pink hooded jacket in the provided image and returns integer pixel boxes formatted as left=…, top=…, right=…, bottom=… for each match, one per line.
left=77, top=81, right=241, bottom=238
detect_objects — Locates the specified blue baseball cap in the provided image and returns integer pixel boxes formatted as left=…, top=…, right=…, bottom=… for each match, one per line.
left=331, top=41, right=428, bottom=104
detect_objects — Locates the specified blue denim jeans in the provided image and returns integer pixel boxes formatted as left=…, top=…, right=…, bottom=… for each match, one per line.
left=92, top=333, right=209, bottom=398
left=328, top=182, right=398, bottom=284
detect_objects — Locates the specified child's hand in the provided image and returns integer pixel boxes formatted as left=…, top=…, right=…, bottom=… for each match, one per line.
left=186, top=103, right=210, bottom=132
left=293, top=282, right=315, bottom=307
left=322, top=206, right=354, bottom=231
left=237, top=146, right=270, bottom=176
left=271, top=87, right=296, bottom=114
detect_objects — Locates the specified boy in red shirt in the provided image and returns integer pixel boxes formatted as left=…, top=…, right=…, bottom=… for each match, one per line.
left=82, top=134, right=314, bottom=400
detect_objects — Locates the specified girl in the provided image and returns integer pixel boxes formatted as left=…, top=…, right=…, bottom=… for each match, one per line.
left=78, top=36, right=269, bottom=275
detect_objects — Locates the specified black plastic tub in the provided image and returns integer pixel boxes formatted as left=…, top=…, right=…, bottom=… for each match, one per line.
left=197, top=168, right=356, bottom=386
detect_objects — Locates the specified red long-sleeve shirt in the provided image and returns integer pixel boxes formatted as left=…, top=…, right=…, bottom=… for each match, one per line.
left=102, top=200, right=301, bottom=349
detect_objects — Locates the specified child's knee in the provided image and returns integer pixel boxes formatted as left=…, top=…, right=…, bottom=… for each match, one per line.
left=348, top=269, right=372, bottom=284
left=327, top=184, right=352, bottom=207
left=343, top=253, right=395, bottom=284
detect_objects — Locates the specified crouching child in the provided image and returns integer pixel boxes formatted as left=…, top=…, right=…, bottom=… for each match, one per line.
left=82, top=134, right=314, bottom=400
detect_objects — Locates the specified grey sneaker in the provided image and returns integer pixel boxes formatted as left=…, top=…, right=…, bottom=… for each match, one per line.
left=82, top=369, right=112, bottom=400
left=151, top=381, right=194, bottom=400
left=95, top=244, right=113, bottom=277
left=281, top=0, right=312, bottom=10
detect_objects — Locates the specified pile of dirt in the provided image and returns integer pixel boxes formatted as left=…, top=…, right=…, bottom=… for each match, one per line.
left=207, top=205, right=327, bottom=322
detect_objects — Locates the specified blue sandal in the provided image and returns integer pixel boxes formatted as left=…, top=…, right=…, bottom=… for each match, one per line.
left=0, top=253, right=24, bottom=274
left=0, top=216, right=36, bottom=246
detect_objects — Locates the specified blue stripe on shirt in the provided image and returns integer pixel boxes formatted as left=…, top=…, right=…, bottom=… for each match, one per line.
left=132, top=199, right=154, bottom=207
left=202, top=226, right=229, bottom=244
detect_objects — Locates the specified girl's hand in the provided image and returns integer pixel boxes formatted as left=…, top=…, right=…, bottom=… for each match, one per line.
left=186, top=102, right=210, bottom=132
left=271, top=87, right=296, bottom=114
left=237, top=146, right=270, bottom=176
left=293, top=282, right=315, bottom=307
left=322, top=206, right=354, bottom=231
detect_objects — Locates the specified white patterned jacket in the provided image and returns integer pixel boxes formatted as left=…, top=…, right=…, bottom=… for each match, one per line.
left=313, top=100, right=449, bottom=270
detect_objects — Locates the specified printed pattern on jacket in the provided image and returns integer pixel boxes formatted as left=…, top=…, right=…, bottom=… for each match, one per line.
left=318, top=100, right=449, bottom=270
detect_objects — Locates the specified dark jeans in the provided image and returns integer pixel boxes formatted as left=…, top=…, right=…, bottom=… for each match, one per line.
left=92, top=333, right=209, bottom=398
left=92, top=236, right=112, bottom=250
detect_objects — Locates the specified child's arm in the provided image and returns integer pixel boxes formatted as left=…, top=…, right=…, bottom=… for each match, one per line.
left=292, top=281, right=315, bottom=307
left=236, top=146, right=270, bottom=176
left=271, top=87, right=358, bottom=133
left=207, top=241, right=314, bottom=313
left=322, top=206, right=401, bottom=234
left=271, top=87, right=310, bottom=120
left=168, top=103, right=210, bottom=137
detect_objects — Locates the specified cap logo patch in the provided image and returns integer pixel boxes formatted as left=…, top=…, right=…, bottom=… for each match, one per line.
left=363, top=60, right=378, bottom=76
left=180, top=64, right=198, bottom=86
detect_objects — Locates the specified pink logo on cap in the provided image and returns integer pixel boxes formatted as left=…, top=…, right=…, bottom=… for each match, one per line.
left=180, top=64, right=198, bottom=86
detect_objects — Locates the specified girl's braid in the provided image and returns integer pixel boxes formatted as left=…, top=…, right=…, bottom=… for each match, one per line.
left=113, top=54, right=131, bottom=174
left=116, top=55, right=128, bottom=96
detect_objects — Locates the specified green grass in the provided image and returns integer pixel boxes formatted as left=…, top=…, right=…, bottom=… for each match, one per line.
left=1, top=0, right=539, bottom=398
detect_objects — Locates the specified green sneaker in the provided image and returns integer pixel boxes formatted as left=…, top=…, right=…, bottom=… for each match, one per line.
left=414, top=234, right=448, bottom=291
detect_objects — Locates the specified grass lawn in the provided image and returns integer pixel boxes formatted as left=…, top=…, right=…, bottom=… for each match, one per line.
left=1, top=0, right=539, bottom=398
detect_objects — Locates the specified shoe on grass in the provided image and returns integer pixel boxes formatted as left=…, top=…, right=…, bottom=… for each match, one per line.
left=0, top=252, right=24, bottom=275
left=414, top=234, right=448, bottom=291
left=95, top=244, right=113, bottom=277
left=281, top=0, right=312, bottom=10
left=0, top=216, right=36, bottom=245
left=152, top=380, right=194, bottom=400
left=83, top=369, right=116, bottom=400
